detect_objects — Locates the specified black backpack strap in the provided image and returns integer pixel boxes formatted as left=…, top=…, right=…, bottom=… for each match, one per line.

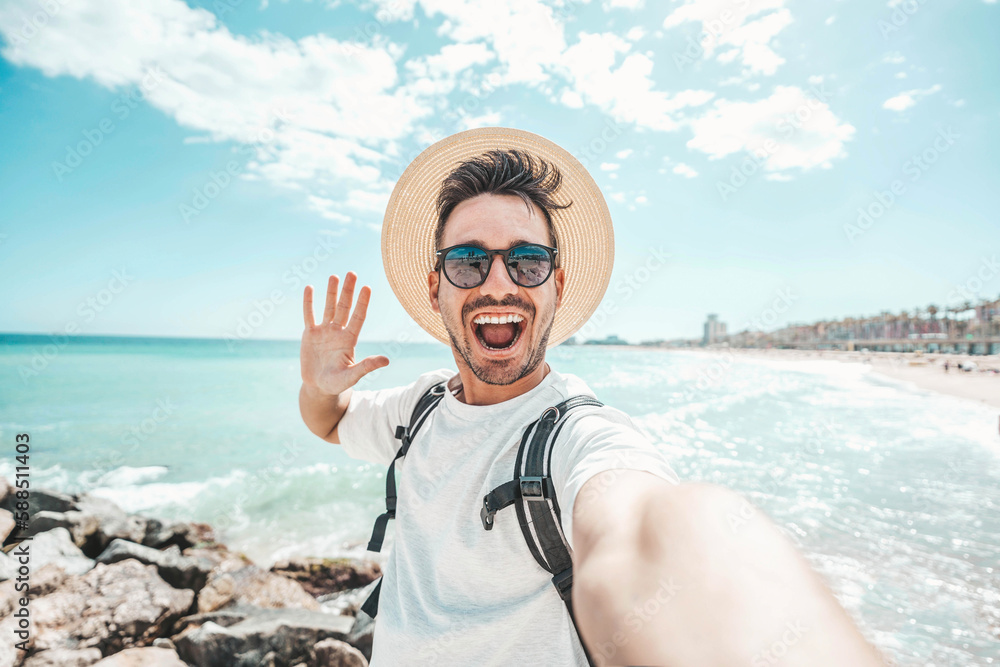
left=360, top=380, right=448, bottom=619
left=482, top=395, right=603, bottom=666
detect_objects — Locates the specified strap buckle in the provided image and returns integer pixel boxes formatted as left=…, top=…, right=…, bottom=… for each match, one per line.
left=551, top=567, right=573, bottom=602
left=519, top=475, right=549, bottom=501
left=481, top=494, right=497, bottom=530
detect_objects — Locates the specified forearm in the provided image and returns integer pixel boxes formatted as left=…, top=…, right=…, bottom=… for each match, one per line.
left=299, top=383, right=351, bottom=442
left=573, top=483, right=886, bottom=667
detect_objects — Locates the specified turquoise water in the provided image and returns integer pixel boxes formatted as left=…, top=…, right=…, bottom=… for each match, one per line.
left=1, top=334, right=998, bottom=665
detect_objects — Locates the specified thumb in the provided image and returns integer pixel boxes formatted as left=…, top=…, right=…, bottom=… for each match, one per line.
left=350, top=355, right=390, bottom=384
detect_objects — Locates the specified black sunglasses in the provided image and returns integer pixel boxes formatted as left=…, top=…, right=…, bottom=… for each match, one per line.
left=435, top=242, right=558, bottom=289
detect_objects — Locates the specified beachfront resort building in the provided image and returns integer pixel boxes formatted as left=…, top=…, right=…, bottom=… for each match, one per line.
left=703, top=314, right=727, bottom=346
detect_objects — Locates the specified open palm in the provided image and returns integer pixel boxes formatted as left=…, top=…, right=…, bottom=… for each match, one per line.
left=301, top=272, right=389, bottom=396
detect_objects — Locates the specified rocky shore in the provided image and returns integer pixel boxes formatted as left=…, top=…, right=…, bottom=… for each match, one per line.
left=0, top=476, right=379, bottom=667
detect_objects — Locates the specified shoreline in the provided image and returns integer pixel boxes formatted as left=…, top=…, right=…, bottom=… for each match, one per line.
left=670, top=346, right=1000, bottom=410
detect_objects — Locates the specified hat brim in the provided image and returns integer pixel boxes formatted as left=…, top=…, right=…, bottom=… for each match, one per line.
left=381, top=127, right=614, bottom=348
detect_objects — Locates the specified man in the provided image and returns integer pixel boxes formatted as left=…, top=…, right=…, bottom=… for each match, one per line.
left=299, top=128, right=884, bottom=666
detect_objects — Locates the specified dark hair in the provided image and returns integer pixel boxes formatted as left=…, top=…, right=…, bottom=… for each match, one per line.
left=434, top=149, right=570, bottom=267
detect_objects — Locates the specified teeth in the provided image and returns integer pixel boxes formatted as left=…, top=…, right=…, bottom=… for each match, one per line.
left=473, top=314, right=525, bottom=325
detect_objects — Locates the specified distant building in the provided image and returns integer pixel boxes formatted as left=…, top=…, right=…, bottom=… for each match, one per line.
left=584, top=334, right=629, bottom=345
left=703, top=314, right=727, bottom=346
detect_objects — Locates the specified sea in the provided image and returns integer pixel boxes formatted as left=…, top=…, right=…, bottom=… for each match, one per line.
left=1, top=333, right=997, bottom=666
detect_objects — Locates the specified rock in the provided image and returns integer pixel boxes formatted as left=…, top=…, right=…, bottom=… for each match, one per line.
left=0, top=551, right=16, bottom=583
left=0, top=486, right=75, bottom=515
left=174, top=607, right=354, bottom=667
left=182, top=543, right=243, bottom=570
left=145, top=520, right=216, bottom=551
left=345, top=608, right=374, bottom=664
left=96, top=539, right=214, bottom=591
left=311, top=638, right=368, bottom=667
left=30, top=559, right=194, bottom=654
left=173, top=609, right=250, bottom=635
left=73, top=495, right=148, bottom=555
left=151, top=638, right=176, bottom=650
left=0, top=508, right=14, bottom=544
left=0, top=615, right=31, bottom=667
left=0, top=477, right=10, bottom=506
left=92, top=646, right=188, bottom=666
left=28, top=528, right=95, bottom=577
left=30, top=563, right=68, bottom=599
left=270, top=558, right=380, bottom=598
left=24, top=511, right=101, bottom=552
left=20, top=647, right=104, bottom=666
left=197, top=560, right=320, bottom=614
left=316, top=582, right=379, bottom=617
left=0, top=579, right=17, bottom=618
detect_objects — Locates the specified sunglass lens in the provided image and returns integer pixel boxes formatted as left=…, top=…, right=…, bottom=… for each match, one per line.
left=444, top=246, right=489, bottom=288
left=507, top=244, right=552, bottom=287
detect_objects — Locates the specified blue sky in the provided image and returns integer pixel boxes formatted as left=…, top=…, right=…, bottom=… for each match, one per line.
left=1, top=0, right=998, bottom=344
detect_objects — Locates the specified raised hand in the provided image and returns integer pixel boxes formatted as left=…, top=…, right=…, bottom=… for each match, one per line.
left=301, top=272, right=389, bottom=396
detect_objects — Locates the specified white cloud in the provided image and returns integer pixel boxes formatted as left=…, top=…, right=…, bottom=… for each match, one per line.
left=663, top=0, right=793, bottom=76
left=420, top=0, right=567, bottom=85
left=557, top=32, right=714, bottom=132
left=685, top=85, right=855, bottom=173
left=882, top=52, right=906, bottom=64
left=601, top=162, right=620, bottom=171
left=626, top=26, right=646, bottom=41
left=616, top=149, right=634, bottom=159
left=458, top=111, right=503, bottom=130
left=0, top=0, right=447, bottom=214
left=604, top=0, right=645, bottom=9
left=635, top=194, right=648, bottom=204
left=308, top=196, right=353, bottom=223
left=673, top=163, right=698, bottom=178
left=882, top=84, right=942, bottom=112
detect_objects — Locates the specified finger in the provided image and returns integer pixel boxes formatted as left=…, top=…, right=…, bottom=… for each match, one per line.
left=349, top=355, right=390, bottom=385
left=303, top=285, right=315, bottom=328
left=333, top=271, right=357, bottom=328
left=345, top=285, right=372, bottom=340
left=322, top=275, right=340, bottom=324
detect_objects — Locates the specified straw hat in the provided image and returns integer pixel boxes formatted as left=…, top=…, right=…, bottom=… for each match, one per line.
left=380, top=127, right=615, bottom=348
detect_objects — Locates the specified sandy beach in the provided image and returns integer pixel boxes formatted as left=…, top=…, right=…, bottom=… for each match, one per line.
left=679, top=346, right=1000, bottom=410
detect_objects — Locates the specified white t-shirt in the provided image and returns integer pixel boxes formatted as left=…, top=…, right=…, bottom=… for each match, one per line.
left=337, top=366, right=680, bottom=666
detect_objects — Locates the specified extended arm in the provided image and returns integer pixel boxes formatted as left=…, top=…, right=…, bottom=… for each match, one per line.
left=572, top=471, right=886, bottom=666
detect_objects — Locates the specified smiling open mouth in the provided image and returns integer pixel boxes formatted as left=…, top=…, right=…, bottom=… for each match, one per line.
left=472, top=314, right=526, bottom=351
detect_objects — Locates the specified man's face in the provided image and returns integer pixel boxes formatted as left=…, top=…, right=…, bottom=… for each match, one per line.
left=428, top=193, right=564, bottom=386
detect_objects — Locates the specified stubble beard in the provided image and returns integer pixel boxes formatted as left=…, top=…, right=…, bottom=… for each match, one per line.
left=444, top=304, right=553, bottom=386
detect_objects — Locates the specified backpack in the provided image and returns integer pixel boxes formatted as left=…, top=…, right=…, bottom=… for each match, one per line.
left=359, top=380, right=603, bottom=667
